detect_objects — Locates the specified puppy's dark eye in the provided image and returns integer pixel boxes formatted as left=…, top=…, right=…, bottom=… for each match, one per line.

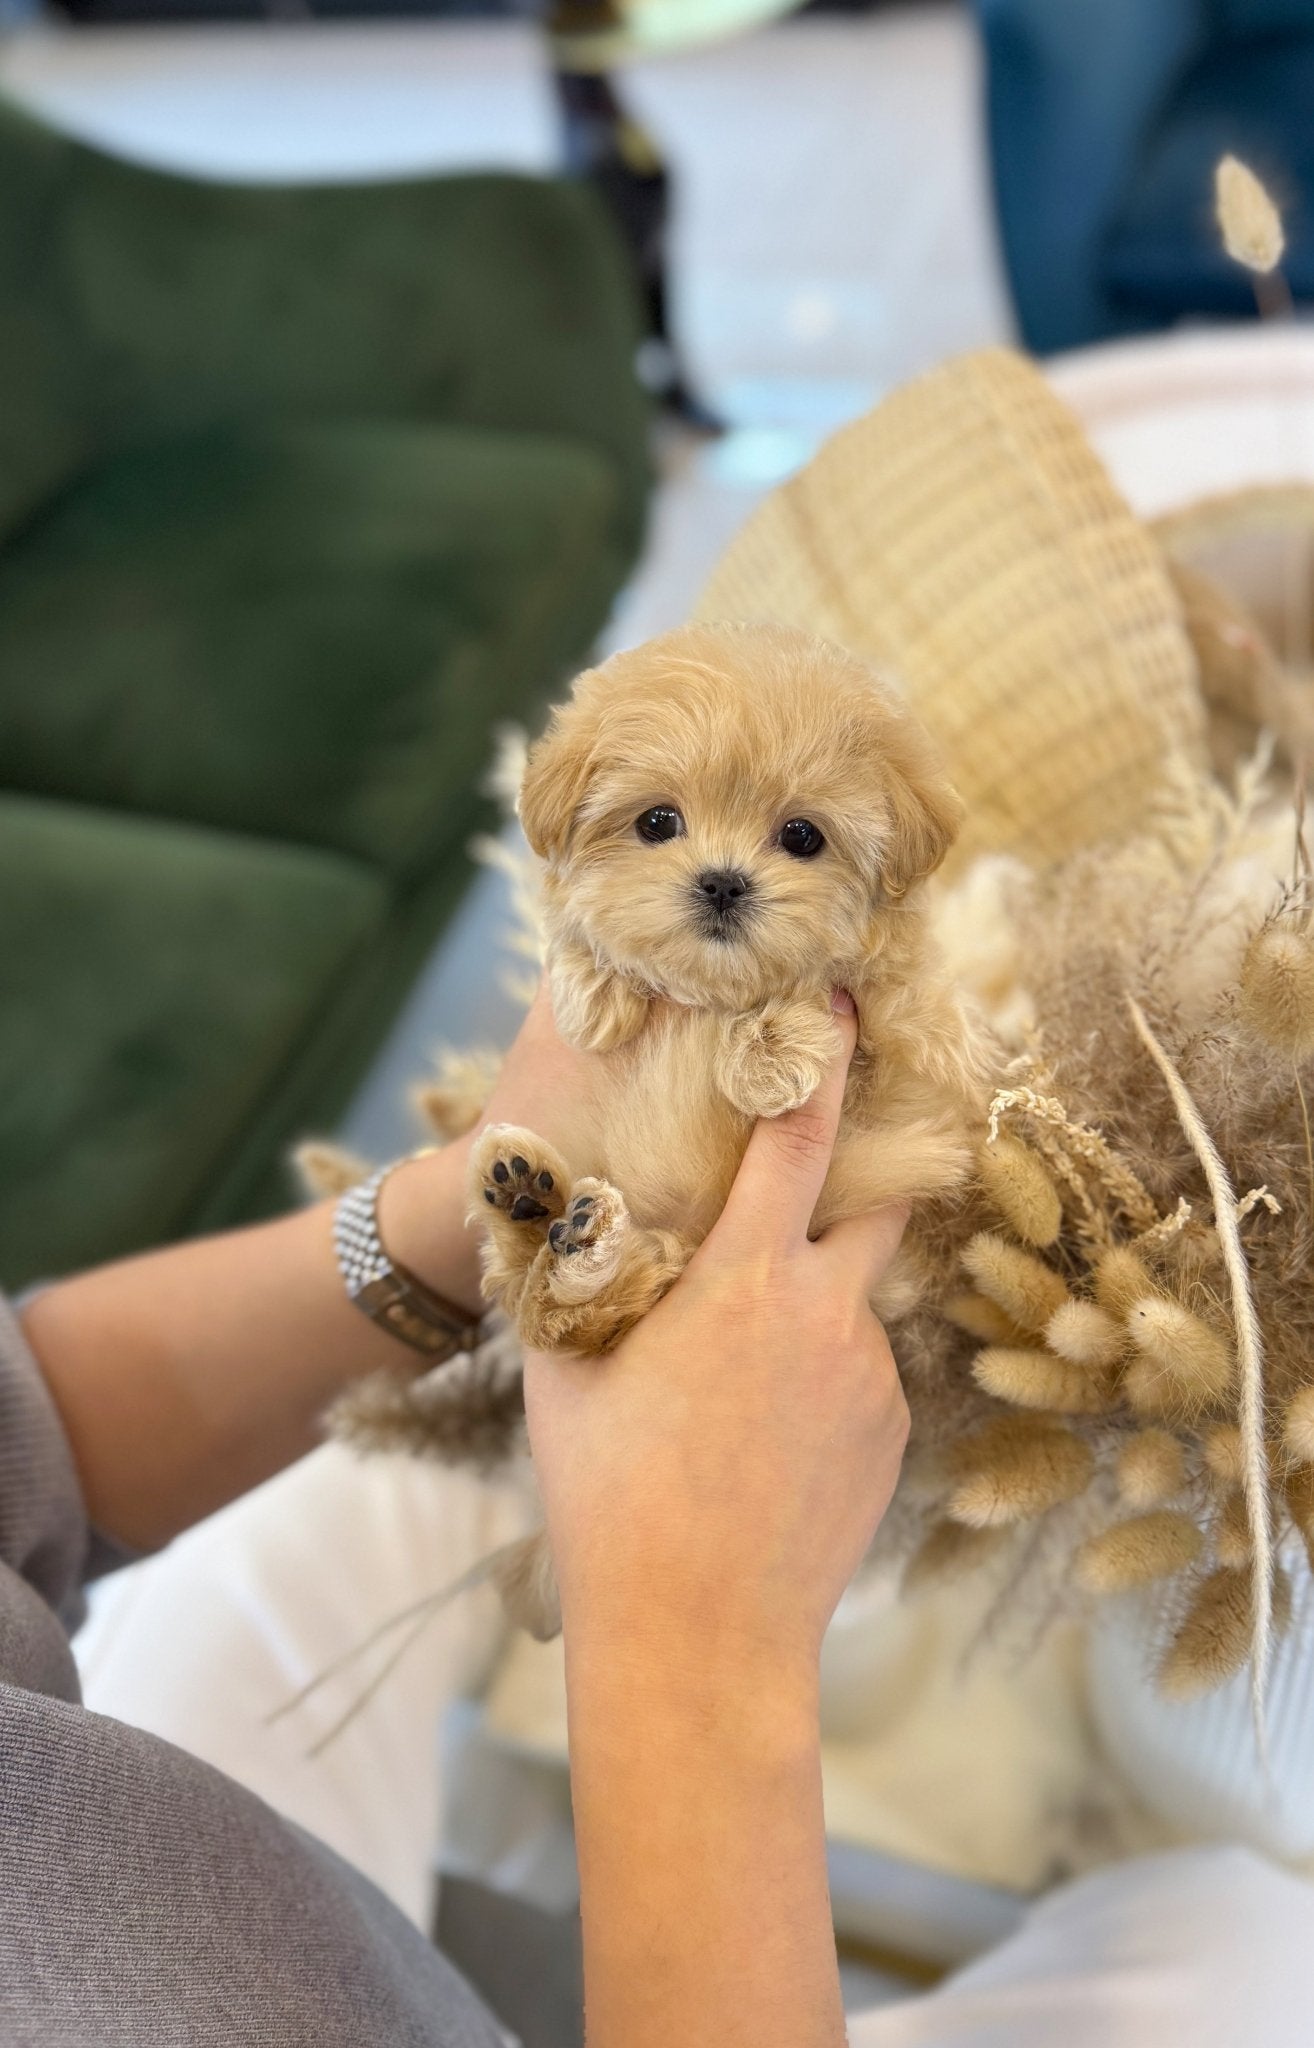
left=778, top=818, right=825, bottom=859
left=635, top=806, right=685, bottom=844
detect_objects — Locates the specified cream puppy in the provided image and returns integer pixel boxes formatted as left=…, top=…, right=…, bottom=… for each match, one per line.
left=469, top=621, right=984, bottom=1360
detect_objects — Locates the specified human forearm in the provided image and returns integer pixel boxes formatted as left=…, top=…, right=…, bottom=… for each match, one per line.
left=19, top=982, right=602, bottom=1555
left=566, top=1636, right=845, bottom=2048
left=21, top=1136, right=480, bottom=1553
left=526, top=1003, right=908, bottom=2045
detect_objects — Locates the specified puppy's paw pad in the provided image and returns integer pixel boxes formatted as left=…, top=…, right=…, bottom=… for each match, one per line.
left=547, top=1191, right=604, bottom=1256
left=471, top=1127, right=566, bottom=1227
left=544, top=1180, right=627, bottom=1291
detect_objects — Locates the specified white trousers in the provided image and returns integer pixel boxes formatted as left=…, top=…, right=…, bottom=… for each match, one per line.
left=77, top=1447, right=1314, bottom=2041
left=76, top=1442, right=533, bottom=1930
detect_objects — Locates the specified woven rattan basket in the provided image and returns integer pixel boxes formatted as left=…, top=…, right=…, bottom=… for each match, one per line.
left=696, top=347, right=1208, bottom=874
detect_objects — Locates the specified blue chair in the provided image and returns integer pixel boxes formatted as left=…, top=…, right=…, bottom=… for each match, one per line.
left=973, top=0, right=1314, bottom=353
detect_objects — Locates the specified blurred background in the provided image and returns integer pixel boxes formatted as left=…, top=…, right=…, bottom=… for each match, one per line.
left=2, top=1, right=1016, bottom=1296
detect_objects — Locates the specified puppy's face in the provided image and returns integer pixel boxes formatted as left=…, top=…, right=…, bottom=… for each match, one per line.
left=520, top=624, right=961, bottom=1010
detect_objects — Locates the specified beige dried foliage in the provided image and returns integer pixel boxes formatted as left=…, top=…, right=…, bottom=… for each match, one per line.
left=1283, top=1385, right=1314, bottom=1465
left=962, top=1232, right=1070, bottom=1334
left=1160, top=1564, right=1292, bottom=1700
left=1094, top=1248, right=1157, bottom=1321
left=918, top=777, right=1314, bottom=1704
left=1124, top=1297, right=1234, bottom=1419
left=1076, top=1511, right=1202, bottom=1595
left=1215, top=154, right=1285, bottom=275
left=1284, top=1463, right=1314, bottom=1539
left=972, top=1345, right=1107, bottom=1415
left=1214, top=1490, right=1253, bottom=1569
left=902, top=1519, right=1007, bottom=1596
left=947, top=1416, right=1094, bottom=1528
left=1203, top=1423, right=1246, bottom=1492
left=1240, top=926, right=1314, bottom=1058
left=1117, top=1430, right=1187, bottom=1508
left=943, top=1291, right=1030, bottom=1346
left=1046, top=1299, right=1123, bottom=1370
left=978, top=1135, right=1062, bottom=1247
left=1123, top=994, right=1274, bottom=1726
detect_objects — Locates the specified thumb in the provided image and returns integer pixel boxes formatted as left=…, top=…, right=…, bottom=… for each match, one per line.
left=714, top=991, right=858, bottom=1257
left=817, top=1201, right=911, bottom=1297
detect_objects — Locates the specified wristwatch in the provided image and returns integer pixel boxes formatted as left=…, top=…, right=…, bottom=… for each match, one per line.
left=333, top=1161, right=483, bottom=1361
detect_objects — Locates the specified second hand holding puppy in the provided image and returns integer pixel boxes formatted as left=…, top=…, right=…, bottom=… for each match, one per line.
left=526, top=1002, right=909, bottom=2048
left=525, top=993, right=911, bottom=1681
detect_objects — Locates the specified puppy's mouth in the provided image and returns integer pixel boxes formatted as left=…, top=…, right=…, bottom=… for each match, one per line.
left=690, top=867, right=756, bottom=944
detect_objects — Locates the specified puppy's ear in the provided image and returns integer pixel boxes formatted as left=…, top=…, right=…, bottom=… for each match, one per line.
left=880, top=718, right=964, bottom=898
left=518, top=696, right=599, bottom=860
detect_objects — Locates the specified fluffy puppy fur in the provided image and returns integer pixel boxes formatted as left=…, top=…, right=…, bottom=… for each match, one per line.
left=469, top=621, right=985, bottom=1367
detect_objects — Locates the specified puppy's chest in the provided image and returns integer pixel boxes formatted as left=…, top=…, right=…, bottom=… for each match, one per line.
left=587, top=1010, right=750, bottom=1240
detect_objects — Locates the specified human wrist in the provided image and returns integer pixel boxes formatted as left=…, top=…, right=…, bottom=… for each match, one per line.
left=373, top=1135, right=484, bottom=1319
left=563, top=1615, right=822, bottom=1765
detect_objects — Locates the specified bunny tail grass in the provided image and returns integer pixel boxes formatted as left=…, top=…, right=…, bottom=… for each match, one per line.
left=1126, top=998, right=1272, bottom=1744
left=1215, top=154, right=1285, bottom=276
left=264, top=1536, right=531, bottom=1755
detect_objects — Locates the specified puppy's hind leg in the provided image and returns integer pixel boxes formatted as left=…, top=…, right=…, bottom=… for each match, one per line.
left=468, top=1124, right=570, bottom=1317
left=518, top=1180, right=693, bottom=1357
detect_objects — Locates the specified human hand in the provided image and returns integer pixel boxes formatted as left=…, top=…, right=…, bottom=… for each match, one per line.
left=523, top=994, right=910, bottom=1704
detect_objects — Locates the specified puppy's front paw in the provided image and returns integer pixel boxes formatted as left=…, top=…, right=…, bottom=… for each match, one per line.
left=715, top=999, right=836, bottom=1118
left=470, top=1125, right=568, bottom=1229
left=544, top=1178, right=629, bottom=1302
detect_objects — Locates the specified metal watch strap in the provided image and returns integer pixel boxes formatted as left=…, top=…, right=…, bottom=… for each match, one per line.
left=333, top=1163, right=482, bottom=1360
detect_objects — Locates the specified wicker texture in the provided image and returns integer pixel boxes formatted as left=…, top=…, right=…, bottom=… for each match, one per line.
left=696, top=348, right=1207, bottom=873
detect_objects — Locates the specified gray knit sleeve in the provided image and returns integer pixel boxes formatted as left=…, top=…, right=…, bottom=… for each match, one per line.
left=0, top=1295, right=511, bottom=2048
left=0, top=1293, right=95, bottom=1699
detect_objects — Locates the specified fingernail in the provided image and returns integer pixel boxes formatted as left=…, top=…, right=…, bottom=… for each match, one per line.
left=831, top=987, right=856, bottom=1015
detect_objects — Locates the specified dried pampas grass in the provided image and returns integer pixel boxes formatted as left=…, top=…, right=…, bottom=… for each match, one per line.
left=946, top=1415, right=1094, bottom=1527
left=962, top=1233, right=1070, bottom=1333
left=904, top=768, right=1314, bottom=1708
left=1117, top=1431, right=1186, bottom=1509
left=1159, top=1565, right=1293, bottom=1701
left=971, top=1345, right=1108, bottom=1415
left=1122, top=1295, right=1234, bottom=1422
left=1076, top=1511, right=1203, bottom=1595
left=1046, top=1299, right=1123, bottom=1371
left=1284, top=1386, right=1314, bottom=1463
left=1215, top=154, right=1285, bottom=276
left=1240, top=925, right=1314, bottom=1057
left=976, top=1136, right=1062, bottom=1247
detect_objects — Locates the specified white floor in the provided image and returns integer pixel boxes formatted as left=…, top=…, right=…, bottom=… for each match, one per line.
left=0, top=6, right=1013, bottom=1154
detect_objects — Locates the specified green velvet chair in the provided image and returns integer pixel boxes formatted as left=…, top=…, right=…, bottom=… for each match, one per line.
left=0, top=96, right=650, bottom=1292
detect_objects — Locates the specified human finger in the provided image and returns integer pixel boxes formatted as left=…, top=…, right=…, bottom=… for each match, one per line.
left=815, top=1201, right=912, bottom=1295
left=712, top=991, right=858, bottom=1257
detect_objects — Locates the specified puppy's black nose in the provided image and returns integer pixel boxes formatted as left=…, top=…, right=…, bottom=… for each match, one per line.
left=697, top=868, right=752, bottom=914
